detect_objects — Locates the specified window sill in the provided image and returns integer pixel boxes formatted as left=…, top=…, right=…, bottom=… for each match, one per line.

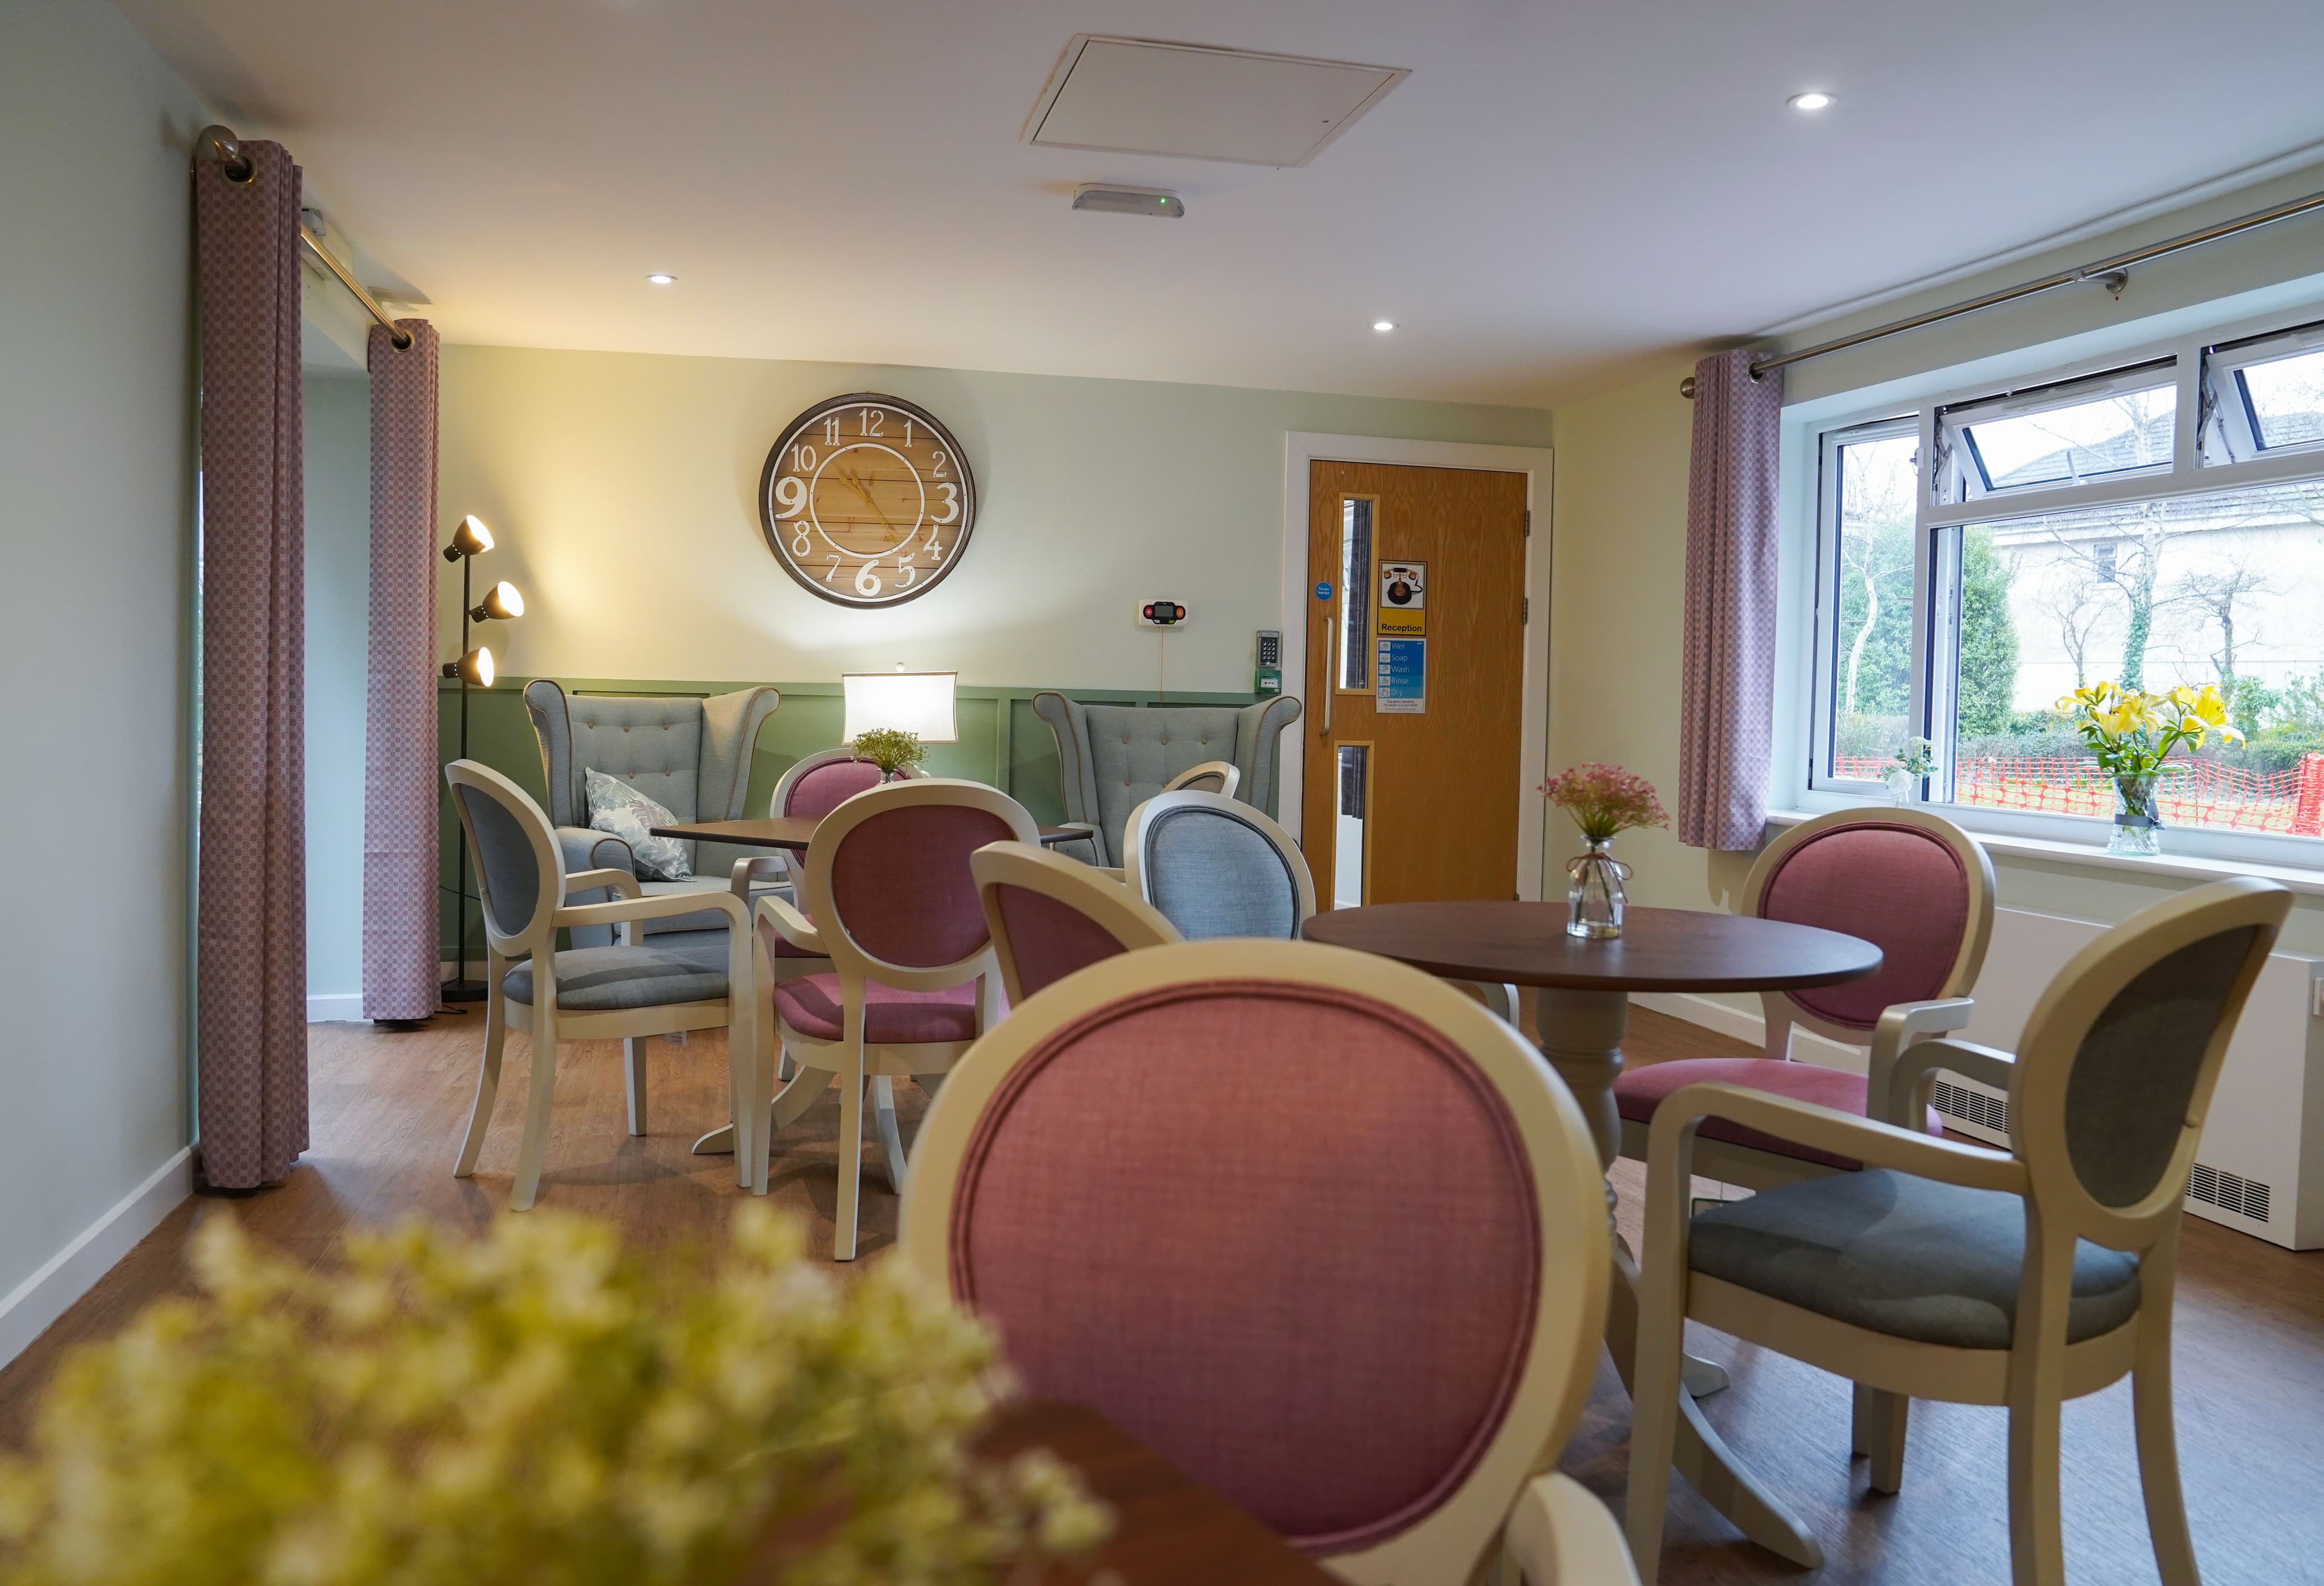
left=1764, top=808, right=2324, bottom=899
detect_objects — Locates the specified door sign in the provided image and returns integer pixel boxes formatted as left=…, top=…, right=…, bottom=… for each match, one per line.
left=1377, top=562, right=1426, bottom=637
left=1376, top=637, right=1426, bottom=713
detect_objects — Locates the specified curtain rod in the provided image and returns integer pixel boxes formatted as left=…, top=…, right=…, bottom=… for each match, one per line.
left=194, top=124, right=414, bottom=352
left=1681, top=184, right=2324, bottom=398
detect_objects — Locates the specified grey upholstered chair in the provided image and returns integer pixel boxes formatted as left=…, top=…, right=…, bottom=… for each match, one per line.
left=1032, top=691, right=1301, bottom=867
left=1121, top=791, right=1317, bottom=942
left=1624, top=876, right=2292, bottom=1586
left=444, top=760, right=753, bottom=1211
left=524, top=680, right=781, bottom=947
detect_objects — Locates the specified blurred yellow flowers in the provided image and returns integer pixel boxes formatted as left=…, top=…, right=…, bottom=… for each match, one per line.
left=0, top=1208, right=1111, bottom=1585
left=2053, top=679, right=2244, bottom=777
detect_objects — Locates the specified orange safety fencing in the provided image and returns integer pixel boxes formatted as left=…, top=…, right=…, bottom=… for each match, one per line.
left=1834, top=753, right=2324, bottom=837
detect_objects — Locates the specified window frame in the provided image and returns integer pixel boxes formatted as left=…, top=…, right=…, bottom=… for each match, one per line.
left=1795, top=297, right=2324, bottom=869
left=2206, top=319, right=2324, bottom=464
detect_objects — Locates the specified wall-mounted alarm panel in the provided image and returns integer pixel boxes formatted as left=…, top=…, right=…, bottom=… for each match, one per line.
left=1137, top=600, right=1189, bottom=627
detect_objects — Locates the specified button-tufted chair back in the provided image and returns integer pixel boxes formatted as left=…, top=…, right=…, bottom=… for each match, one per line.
left=1032, top=692, right=1302, bottom=867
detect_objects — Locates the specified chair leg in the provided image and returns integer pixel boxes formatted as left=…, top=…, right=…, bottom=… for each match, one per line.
left=509, top=1004, right=560, bottom=1212
left=453, top=983, right=508, bottom=1178
left=624, top=1037, right=649, bottom=1136
left=2133, top=1297, right=2201, bottom=1585
left=1623, top=1267, right=1688, bottom=1575
left=834, top=1038, right=866, bottom=1261
left=2006, top=1260, right=2074, bottom=1586
left=872, top=1075, right=907, bottom=1195
left=1854, top=1384, right=1910, bottom=1495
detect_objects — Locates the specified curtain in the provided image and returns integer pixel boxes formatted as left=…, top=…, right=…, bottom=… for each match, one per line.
left=194, top=140, right=309, bottom=1188
left=1678, top=349, right=1786, bottom=850
left=362, top=321, right=441, bottom=1021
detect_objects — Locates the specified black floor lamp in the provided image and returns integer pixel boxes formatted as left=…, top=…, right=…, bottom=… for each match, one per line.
left=441, top=514, right=522, bottom=1002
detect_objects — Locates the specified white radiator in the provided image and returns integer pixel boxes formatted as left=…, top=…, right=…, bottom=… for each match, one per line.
left=1938, top=908, right=2324, bottom=1250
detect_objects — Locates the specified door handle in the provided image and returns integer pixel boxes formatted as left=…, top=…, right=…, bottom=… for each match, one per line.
left=1320, top=618, right=1332, bottom=735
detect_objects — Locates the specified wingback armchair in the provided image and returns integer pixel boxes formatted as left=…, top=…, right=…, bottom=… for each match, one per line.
left=1031, top=691, right=1301, bottom=867
left=524, top=680, right=781, bottom=945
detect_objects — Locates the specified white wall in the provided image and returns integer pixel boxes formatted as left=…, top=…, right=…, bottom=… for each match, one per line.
left=438, top=346, right=1555, bottom=693
left=305, top=372, right=370, bottom=1018
left=0, top=0, right=203, bottom=1345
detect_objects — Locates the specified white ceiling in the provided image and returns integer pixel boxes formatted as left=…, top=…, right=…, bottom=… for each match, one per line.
left=120, top=0, right=2324, bottom=407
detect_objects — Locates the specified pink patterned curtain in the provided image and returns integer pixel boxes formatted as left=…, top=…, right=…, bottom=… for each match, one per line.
left=1678, top=349, right=1786, bottom=850
left=363, top=321, right=441, bottom=1021
left=195, top=140, right=309, bottom=1187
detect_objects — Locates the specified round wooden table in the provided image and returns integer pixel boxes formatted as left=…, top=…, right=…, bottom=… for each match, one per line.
left=1301, top=900, right=1882, bottom=1570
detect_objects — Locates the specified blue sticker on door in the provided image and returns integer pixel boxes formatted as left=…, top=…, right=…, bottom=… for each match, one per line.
left=1376, top=638, right=1426, bottom=713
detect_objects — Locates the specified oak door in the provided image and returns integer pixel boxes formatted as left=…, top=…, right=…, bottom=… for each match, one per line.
left=1301, top=460, right=1529, bottom=908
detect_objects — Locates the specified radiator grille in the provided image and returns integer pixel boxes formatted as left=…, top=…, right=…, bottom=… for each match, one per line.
left=2187, top=1162, right=2273, bottom=1224
left=1931, top=1078, right=2008, bottom=1134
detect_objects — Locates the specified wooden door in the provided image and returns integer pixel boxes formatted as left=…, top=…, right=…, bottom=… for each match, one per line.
left=1301, top=461, right=1528, bottom=907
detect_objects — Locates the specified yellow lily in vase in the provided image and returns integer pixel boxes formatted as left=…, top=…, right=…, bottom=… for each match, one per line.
left=2055, top=678, right=2245, bottom=855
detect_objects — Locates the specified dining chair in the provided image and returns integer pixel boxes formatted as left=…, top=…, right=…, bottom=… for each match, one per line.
left=443, top=760, right=755, bottom=1211
left=734, top=749, right=927, bottom=905
left=747, top=778, right=1039, bottom=1259
left=971, top=839, right=1181, bottom=1003
left=1121, top=790, right=1317, bottom=941
left=1162, top=758, right=1241, bottom=797
left=1612, top=808, right=1996, bottom=1189
left=899, top=937, right=1637, bottom=1585
left=1623, top=877, right=2291, bottom=1586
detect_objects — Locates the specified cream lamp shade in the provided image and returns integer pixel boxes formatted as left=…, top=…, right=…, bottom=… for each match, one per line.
left=842, top=670, right=957, bottom=743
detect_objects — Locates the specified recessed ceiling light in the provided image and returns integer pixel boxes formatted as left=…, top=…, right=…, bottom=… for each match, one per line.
left=1373, top=319, right=1396, bottom=333
left=645, top=272, right=677, bottom=286
left=1787, top=91, right=1834, bottom=112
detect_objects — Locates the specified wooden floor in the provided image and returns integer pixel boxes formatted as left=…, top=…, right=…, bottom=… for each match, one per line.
left=3, top=1003, right=2320, bottom=1585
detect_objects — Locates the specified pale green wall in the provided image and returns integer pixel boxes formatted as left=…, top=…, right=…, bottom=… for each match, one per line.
left=1546, top=159, right=2324, bottom=996
left=0, top=0, right=202, bottom=1299
left=437, top=346, right=1555, bottom=696
left=306, top=373, right=370, bottom=1009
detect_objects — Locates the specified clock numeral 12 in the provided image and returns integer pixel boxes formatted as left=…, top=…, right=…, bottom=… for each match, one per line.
left=860, top=408, right=884, bottom=436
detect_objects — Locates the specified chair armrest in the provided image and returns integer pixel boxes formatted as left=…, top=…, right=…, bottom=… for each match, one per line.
left=1096, top=867, right=1128, bottom=884
left=556, top=888, right=747, bottom=931
left=1879, top=1035, right=2020, bottom=1131
left=563, top=867, right=642, bottom=900
left=556, top=825, right=634, bottom=877
left=1866, top=997, right=1975, bottom=1127
left=1649, top=1081, right=2023, bottom=1197
left=754, top=893, right=826, bottom=957
left=1503, top=1472, right=1641, bottom=1586
left=730, top=854, right=789, bottom=897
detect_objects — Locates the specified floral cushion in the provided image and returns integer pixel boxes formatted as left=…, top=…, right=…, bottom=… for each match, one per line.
left=585, top=767, right=693, bottom=881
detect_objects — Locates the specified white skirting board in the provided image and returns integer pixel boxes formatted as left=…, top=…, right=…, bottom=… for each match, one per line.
left=0, top=1147, right=192, bottom=1368
left=307, top=992, right=365, bottom=1023
left=1635, top=911, right=2324, bottom=1251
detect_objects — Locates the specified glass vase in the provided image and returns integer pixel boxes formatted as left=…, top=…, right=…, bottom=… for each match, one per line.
left=1885, top=768, right=1917, bottom=807
left=1566, top=839, right=1630, bottom=940
left=2109, top=773, right=2163, bottom=857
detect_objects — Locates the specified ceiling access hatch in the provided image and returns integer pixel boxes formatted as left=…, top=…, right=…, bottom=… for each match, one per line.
left=1025, top=36, right=1408, bottom=168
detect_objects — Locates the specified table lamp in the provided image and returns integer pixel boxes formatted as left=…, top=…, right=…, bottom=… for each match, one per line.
left=842, top=668, right=958, bottom=744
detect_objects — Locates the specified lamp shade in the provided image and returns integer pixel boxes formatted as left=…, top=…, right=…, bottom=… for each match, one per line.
left=842, top=670, right=957, bottom=744
left=441, top=647, right=496, bottom=688
left=469, top=580, right=524, bottom=621
left=442, top=514, right=494, bottom=562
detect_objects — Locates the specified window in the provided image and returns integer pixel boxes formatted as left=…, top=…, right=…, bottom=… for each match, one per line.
left=1336, top=496, right=1374, bottom=690
left=1808, top=309, right=2324, bottom=861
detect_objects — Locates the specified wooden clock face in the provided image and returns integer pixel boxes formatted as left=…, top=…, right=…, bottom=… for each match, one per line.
left=758, top=393, right=976, bottom=607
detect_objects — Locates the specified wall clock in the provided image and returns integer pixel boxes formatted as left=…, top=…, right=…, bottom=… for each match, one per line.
left=758, top=393, right=977, bottom=607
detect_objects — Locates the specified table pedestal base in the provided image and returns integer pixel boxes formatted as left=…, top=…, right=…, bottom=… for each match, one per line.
left=1535, top=985, right=1820, bottom=1569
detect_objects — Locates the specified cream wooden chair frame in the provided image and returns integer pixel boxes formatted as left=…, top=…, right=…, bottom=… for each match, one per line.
left=1161, top=758, right=1241, bottom=797
left=969, top=840, right=1181, bottom=1005
left=1616, top=805, right=1996, bottom=1191
left=899, top=938, right=1637, bottom=1585
left=1121, top=790, right=1318, bottom=934
left=444, top=761, right=755, bottom=1211
left=1624, top=877, right=2290, bottom=1586
left=748, top=777, right=1039, bottom=1259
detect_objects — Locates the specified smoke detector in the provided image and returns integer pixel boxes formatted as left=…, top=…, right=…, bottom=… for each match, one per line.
left=1073, top=185, right=1186, bottom=218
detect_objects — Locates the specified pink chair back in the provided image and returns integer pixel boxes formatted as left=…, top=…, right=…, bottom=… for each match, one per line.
left=825, top=802, right=1019, bottom=969
left=784, top=756, right=887, bottom=819
left=945, top=976, right=1543, bottom=1552
left=1751, top=815, right=1980, bottom=1031
left=989, top=885, right=1134, bottom=996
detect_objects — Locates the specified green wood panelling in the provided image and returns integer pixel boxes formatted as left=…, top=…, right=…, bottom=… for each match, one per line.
left=437, top=678, right=1265, bottom=954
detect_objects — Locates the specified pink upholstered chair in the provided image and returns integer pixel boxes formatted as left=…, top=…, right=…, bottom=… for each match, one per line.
left=749, top=778, right=1038, bottom=1259
left=1611, top=807, right=1995, bottom=1190
left=900, top=939, right=1641, bottom=1585
left=971, top=840, right=1181, bottom=1003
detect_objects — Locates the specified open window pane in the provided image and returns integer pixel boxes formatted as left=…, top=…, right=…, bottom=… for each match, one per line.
left=1937, top=477, right=2324, bottom=840
left=1337, top=497, right=1373, bottom=689
left=2240, top=347, right=2324, bottom=451
left=1825, top=430, right=1919, bottom=777
left=1954, top=378, right=2176, bottom=494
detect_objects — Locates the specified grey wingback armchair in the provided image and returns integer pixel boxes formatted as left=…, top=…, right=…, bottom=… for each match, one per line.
left=1031, top=691, right=1302, bottom=867
left=524, top=680, right=781, bottom=946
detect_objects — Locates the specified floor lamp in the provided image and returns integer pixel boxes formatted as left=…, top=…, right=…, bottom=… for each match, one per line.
left=441, top=514, right=522, bottom=1003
